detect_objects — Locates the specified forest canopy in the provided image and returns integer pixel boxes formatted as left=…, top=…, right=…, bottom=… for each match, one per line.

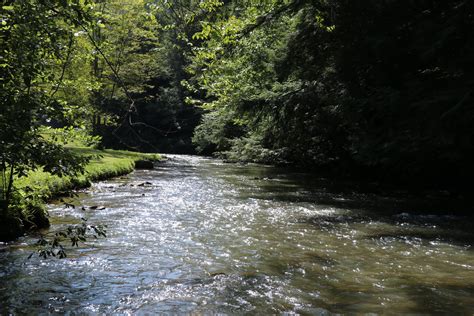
left=189, top=0, right=474, bottom=187
left=1, top=0, right=473, bottom=194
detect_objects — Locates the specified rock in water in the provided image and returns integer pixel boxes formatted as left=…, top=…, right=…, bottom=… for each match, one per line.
left=0, top=215, right=24, bottom=242
left=135, top=160, right=154, bottom=170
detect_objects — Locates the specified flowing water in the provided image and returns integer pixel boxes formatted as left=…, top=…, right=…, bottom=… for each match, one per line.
left=1, top=155, right=473, bottom=314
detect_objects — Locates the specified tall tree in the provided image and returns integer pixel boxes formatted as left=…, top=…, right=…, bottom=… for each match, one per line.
left=0, top=0, right=92, bottom=226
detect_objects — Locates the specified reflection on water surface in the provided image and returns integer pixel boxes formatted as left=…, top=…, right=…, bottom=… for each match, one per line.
left=1, top=155, right=473, bottom=314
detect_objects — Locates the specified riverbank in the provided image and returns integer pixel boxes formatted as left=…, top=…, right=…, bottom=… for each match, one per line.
left=0, top=146, right=160, bottom=241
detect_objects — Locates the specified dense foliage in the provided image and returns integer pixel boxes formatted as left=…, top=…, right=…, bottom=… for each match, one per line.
left=188, top=0, right=474, bottom=187
left=1, top=0, right=92, bottom=216
left=87, top=0, right=204, bottom=153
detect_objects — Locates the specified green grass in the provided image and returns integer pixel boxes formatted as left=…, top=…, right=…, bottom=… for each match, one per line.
left=1, top=146, right=160, bottom=240
left=15, top=146, right=161, bottom=201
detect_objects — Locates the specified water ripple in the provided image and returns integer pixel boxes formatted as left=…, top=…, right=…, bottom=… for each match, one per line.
left=0, top=155, right=473, bottom=314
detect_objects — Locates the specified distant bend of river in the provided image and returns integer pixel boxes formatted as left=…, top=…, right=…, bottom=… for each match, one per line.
left=0, top=155, right=473, bottom=314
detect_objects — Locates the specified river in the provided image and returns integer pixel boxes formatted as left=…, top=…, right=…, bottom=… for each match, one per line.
left=0, top=155, right=473, bottom=314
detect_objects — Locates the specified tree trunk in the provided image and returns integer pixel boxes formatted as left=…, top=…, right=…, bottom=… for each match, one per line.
left=5, top=164, right=14, bottom=208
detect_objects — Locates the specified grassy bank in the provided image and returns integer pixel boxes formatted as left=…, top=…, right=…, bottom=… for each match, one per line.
left=16, top=147, right=160, bottom=199
left=0, top=147, right=160, bottom=241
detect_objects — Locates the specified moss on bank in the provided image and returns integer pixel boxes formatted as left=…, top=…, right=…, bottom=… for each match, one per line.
left=0, top=147, right=160, bottom=241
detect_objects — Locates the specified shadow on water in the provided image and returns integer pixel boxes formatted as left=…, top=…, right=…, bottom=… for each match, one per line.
left=220, top=163, right=474, bottom=243
left=296, top=211, right=474, bottom=248
left=398, top=281, right=474, bottom=314
left=220, top=160, right=472, bottom=209
left=314, top=283, right=474, bottom=315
